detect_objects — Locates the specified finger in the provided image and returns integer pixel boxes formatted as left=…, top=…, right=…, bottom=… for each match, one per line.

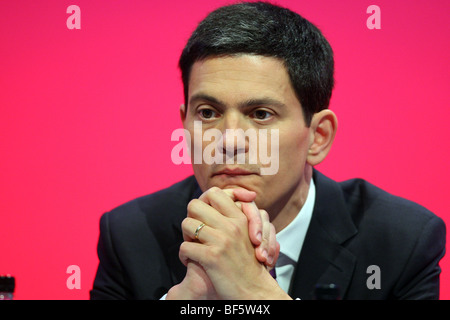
left=197, top=187, right=243, bottom=218
left=231, top=188, right=257, bottom=202
left=241, top=202, right=263, bottom=247
left=253, top=210, right=280, bottom=269
left=201, top=188, right=254, bottom=213
left=179, top=241, right=208, bottom=267
left=220, top=188, right=256, bottom=203
left=221, top=190, right=243, bottom=210
left=181, top=217, right=213, bottom=243
left=187, top=198, right=224, bottom=228
left=261, top=209, right=271, bottom=262
left=266, top=223, right=280, bottom=268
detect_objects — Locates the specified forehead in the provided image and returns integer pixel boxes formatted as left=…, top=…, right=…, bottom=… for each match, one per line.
left=188, top=55, right=298, bottom=107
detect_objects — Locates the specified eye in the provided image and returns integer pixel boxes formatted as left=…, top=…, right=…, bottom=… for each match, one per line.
left=251, top=109, right=273, bottom=121
left=197, top=107, right=219, bottom=120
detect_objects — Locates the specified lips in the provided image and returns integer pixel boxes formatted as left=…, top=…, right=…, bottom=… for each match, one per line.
left=212, top=167, right=256, bottom=177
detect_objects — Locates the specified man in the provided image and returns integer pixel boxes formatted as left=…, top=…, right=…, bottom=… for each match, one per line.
left=90, top=2, right=446, bottom=300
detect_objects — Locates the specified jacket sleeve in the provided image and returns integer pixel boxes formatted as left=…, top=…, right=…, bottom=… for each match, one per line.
left=90, top=212, right=132, bottom=300
left=393, top=215, right=446, bottom=300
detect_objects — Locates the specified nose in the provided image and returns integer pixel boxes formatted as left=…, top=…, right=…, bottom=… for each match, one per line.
left=218, top=111, right=250, bottom=162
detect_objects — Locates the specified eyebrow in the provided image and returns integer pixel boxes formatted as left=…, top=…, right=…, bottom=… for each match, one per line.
left=239, top=97, right=286, bottom=109
left=189, top=93, right=286, bottom=110
left=189, top=93, right=226, bottom=108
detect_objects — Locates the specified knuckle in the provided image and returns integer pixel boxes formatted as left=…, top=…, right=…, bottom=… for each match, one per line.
left=253, top=214, right=263, bottom=228
left=221, top=235, right=233, bottom=248
left=206, top=246, right=221, bottom=265
left=260, top=209, right=269, bottom=221
left=210, top=186, right=222, bottom=193
left=210, top=186, right=228, bottom=199
left=181, top=218, right=190, bottom=231
left=187, top=199, right=201, bottom=215
left=270, top=223, right=276, bottom=235
left=179, top=241, right=189, bottom=256
left=229, top=221, right=243, bottom=238
left=207, top=186, right=222, bottom=195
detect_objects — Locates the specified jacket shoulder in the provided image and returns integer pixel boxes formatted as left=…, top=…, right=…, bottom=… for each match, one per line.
left=104, top=175, right=199, bottom=225
left=338, top=177, right=441, bottom=229
left=91, top=176, right=198, bottom=299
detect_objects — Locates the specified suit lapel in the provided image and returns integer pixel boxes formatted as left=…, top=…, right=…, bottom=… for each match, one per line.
left=289, top=170, right=358, bottom=299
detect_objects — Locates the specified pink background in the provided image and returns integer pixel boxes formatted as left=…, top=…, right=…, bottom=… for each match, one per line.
left=1, top=0, right=449, bottom=299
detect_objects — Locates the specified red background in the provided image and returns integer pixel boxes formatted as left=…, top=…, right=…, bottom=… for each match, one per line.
left=1, top=0, right=449, bottom=299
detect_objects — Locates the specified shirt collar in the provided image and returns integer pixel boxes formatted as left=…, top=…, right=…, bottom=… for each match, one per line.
left=275, top=178, right=316, bottom=264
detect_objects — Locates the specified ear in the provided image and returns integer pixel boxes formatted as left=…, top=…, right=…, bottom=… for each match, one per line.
left=307, top=109, right=338, bottom=166
left=180, top=104, right=186, bottom=123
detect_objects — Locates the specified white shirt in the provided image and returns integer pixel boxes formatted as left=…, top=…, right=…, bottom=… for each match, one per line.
left=273, top=178, right=315, bottom=293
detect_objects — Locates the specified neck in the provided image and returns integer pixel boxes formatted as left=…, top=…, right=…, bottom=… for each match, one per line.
left=270, top=165, right=313, bottom=233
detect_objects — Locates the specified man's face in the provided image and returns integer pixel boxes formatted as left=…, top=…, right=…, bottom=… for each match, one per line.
left=182, top=55, right=312, bottom=217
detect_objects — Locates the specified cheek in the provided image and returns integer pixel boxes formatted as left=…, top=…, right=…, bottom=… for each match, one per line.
left=257, top=128, right=309, bottom=196
left=278, top=128, right=310, bottom=165
left=184, top=126, right=210, bottom=191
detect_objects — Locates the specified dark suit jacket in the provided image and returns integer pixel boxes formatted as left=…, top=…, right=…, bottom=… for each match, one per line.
left=90, top=170, right=446, bottom=300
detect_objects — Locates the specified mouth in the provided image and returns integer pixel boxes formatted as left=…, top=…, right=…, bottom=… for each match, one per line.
left=212, top=167, right=257, bottom=177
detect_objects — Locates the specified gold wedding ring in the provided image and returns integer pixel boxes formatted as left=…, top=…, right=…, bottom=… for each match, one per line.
left=194, top=223, right=206, bottom=240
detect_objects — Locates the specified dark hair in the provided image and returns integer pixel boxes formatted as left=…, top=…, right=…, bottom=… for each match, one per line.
left=178, top=1, right=334, bottom=126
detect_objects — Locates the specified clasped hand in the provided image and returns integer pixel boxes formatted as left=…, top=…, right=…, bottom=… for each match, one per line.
left=167, top=187, right=290, bottom=300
